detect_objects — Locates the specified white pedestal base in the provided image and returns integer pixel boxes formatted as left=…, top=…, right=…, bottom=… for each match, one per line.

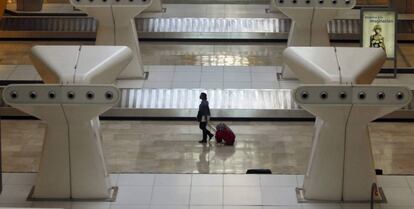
left=3, top=85, right=121, bottom=200
left=24, top=45, right=132, bottom=200
left=293, top=85, right=412, bottom=202
left=70, top=0, right=152, bottom=79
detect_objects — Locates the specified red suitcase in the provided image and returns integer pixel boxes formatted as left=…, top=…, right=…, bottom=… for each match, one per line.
left=215, top=123, right=235, bottom=146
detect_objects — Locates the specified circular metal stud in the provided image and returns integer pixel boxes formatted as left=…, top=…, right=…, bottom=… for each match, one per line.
left=339, top=91, right=347, bottom=99
left=358, top=91, right=366, bottom=100
left=377, top=91, right=385, bottom=100
left=67, top=91, right=75, bottom=99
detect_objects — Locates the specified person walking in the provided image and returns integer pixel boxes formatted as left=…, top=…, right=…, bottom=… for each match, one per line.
left=197, top=92, right=214, bottom=143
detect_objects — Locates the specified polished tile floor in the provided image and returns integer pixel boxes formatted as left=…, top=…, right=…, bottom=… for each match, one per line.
left=2, top=120, right=414, bottom=175
left=0, top=41, right=411, bottom=68
left=1, top=173, right=414, bottom=209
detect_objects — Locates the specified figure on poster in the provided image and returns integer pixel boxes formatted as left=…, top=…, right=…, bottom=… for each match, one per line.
left=370, top=24, right=386, bottom=53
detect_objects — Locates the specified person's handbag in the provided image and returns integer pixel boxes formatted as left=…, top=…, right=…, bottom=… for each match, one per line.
left=196, top=111, right=202, bottom=122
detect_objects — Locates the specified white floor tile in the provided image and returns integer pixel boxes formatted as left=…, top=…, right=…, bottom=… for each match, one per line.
left=202, top=66, right=224, bottom=72
left=201, top=72, right=223, bottom=82
left=118, top=174, right=155, bottom=186
left=205, top=5, right=225, bottom=17
left=279, top=81, right=300, bottom=89
left=377, top=176, right=409, bottom=188
left=172, top=82, right=201, bottom=88
left=223, top=186, right=261, bottom=205
left=260, top=175, right=297, bottom=187
left=114, top=186, right=152, bottom=205
left=173, top=71, right=201, bottom=82
left=192, top=174, right=223, bottom=186
left=190, top=186, right=222, bottom=205
left=0, top=203, right=32, bottom=208
left=251, top=82, right=278, bottom=89
left=110, top=174, right=119, bottom=186
left=223, top=82, right=251, bottom=89
left=32, top=201, right=71, bottom=209
left=383, top=187, right=414, bottom=206
left=6, top=173, right=37, bottom=185
left=251, top=72, right=277, bottom=82
left=405, top=176, right=414, bottom=190
left=395, top=74, right=414, bottom=84
left=301, top=203, right=341, bottom=209
left=71, top=202, right=110, bottom=209
left=143, top=81, right=172, bottom=88
left=2, top=173, right=10, bottom=186
left=251, top=66, right=278, bottom=73
left=116, top=80, right=145, bottom=88
left=341, top=203, right=378, bottom=209
left=263, top=206, right=301, bottom=209
left=175, top=65, right=202, bottom=72
left=155, top=174, right=192, bottom=186
left=0, top=185, right=32, bottom=204
left=191, top=206, right=222, bottom=209
left=150, top=205, right=188, bottom=209
left=147, top=70, right=174, bottom=82
left=224, top=207, right=262, bottom=209
left=148, top=65, right=175, bottom=72
left=372, top=78, right=390, bottom=85
left=0, top=65, right=16, bottom=80
left=223, top=72, right=251, bottom=82
left=110, top=204, right=150, bottom=209
left=151, top=186, right=190, bottom=205
left=224, top=174, right=260, bottom=186
left=200, top=82, right=223, bottom=89
left=15, top=65, right=36, bottom=71
left=223, top=66, right=251, bottom=73
left=34, top=74, right=43, bottom=81
left=296, top=175, right=304, bottom=187
left=381, top=205, right=414, bottom=209
left=8, top=69, right=38, bottom=80
left=261, top=187, right=298, bottom=205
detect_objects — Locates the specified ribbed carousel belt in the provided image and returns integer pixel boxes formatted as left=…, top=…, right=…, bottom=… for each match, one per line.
left=0, top=16, right=413, bottom=40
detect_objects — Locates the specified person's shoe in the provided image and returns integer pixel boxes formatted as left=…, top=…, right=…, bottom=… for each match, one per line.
left=208, top=134, right=214, bottom=141
left=198, top=140, right=207, bottom=143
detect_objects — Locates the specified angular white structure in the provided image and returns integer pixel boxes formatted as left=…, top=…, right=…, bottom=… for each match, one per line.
left=274, top=0, right=356, bottom=78
left=3, top=84, right=121, bottom=200
left=283, top=47, right=386, bottom=84
left=284, top=47, right=391, bottom=201
left=30, top=45, right=132, bottom=84
left=17, top=45, right=132, bottom=200
left=293, top=85, right=412, bottom=201
left=69, top=0, right=155, bottom=79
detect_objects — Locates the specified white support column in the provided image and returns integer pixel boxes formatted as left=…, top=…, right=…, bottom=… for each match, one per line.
left=2, top=85, right=121, bottom=200
left=273, top=0, right=356, bottom=79
left=70, top=0, right=153, bottom=79
left=293, top=85, right=412, bottom=202
left=284, top=46, right=391, bottom=202
left=19, top=45, right=132, bottom=200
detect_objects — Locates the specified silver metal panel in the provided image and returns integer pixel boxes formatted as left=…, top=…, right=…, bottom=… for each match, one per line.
left=136, top=18, right=291, bottom=33
left=118, top=88, right=299, bottom=110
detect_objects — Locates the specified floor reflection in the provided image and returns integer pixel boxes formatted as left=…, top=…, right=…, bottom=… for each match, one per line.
left=3, top=120, right=414, bottom=174
left=1, top=41, right=412, bottom=68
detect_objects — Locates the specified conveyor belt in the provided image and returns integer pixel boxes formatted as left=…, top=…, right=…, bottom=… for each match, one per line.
left=0, top=16, right=413, bottom=41
left=1, top=88, right=414, bottom=119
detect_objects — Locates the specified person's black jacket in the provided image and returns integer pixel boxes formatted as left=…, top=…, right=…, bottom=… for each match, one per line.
left=197, top=100, right=211, bottom=122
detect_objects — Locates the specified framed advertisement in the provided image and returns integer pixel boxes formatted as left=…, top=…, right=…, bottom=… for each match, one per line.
left=361, top=8, right=397, bottom=78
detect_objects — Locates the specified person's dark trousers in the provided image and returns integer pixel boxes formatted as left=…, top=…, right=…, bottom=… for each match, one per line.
left=199, top=122, right=213, bottom=142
